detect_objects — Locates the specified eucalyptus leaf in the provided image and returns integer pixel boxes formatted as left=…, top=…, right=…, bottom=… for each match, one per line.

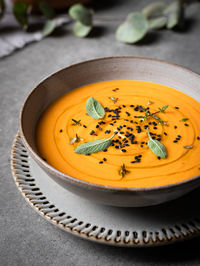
left=39, top=1, right=55, bottom=19
left=148, top=16, right=167, bottom=29
left=164, top=1, right=183, bottom=29
left=13, top=1, right=28, bottom=29
left=86, top=97, right=105, bottom=119
left=116, top=12, right=148, bottom=44
left=142, top=2, right=167, bottom=18
left=0, top=0, right=5, bottom=19
left=42, top=19, right=56, bottom=36
left=147, top=129, right=167, bottom=158
left=73, top=21, right=92, bottom=37
left=69, top=4, right=92, bottom=26
left=74, top=133, right=115, bottom=155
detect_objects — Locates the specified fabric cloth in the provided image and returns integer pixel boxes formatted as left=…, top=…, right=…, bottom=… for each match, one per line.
left=0, top=1, right=69, bottom=58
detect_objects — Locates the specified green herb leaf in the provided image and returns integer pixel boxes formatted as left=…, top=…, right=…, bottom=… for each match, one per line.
left=147, top=129, right=167, bottom=158
left=0, top=0, right=5, bottom=19
left=74, top=133, right=116, bottom=154
left=39, top=1, right=55, bottom=19
left=142, top=2, right=167, bottom=18
left=42, top=19, right=56, bottom=36
left=182, top=118, right=189, bottom=122
left=69, top=3, right=92, bottom=26
left=13, top=1, right=28, bottom=29
left=116, top=12, right=148, bottom=44
left=164, top=1, right=184, bottom=29
left=161, top=105, right=168, bottom=112
left=86, top=97, right=105, bottom=120
left=148, top=17, right=167, bottom=29
left=73, top=21, right=92, bottom=37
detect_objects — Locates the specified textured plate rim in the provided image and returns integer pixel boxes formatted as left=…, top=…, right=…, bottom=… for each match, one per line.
left=11, top=133, right=200, bottom=247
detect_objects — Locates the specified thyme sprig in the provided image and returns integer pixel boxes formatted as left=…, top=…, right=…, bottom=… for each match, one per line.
left=135, top=105, right=168, bottom=125
left=70, top=134, right=83, bottom=144
left=72, top=119, right=82, bottom=126
left=119, top=163, right=130, bottom=178
left=109, top=97, right=118, bottom=104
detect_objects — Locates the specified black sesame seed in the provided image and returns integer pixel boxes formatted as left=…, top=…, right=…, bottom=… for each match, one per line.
left=122, top=105, right=126, bottom=108
left=174, top=126, right=177, bottom=129
left=103, top=149, right=108, bottom=152
left=178, top=135, right=181, bottom=138
left=175, top=106, right=179, bottom=109
left=121, top=149, right=126, bottom=152
left=83, top=125, right=87, bottom=128
left=130, top=105, right=134, bottom=107
left=99, top=161, right=103, bottom=164
left=164, top=132, right=167, bottom=136
left=153, top=127, right=157, bottom=130
left=103, top=158, right=107, bottom=161
left=197, top=136, right=200, bottom=140
left=59, top=129, right=63, bottom=132
left=184, top=123, right=189, bottom=127
left=157, top=156, right=161, bottom=160
left=96, top=125, right=99, bottom=128
left=173, top=140, right=178, bottom=143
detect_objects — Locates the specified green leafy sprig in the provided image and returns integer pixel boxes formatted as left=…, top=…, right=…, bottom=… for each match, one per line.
left=135, top=105, right=168, bottom=125
left=69, top=4, right=93, bottom=37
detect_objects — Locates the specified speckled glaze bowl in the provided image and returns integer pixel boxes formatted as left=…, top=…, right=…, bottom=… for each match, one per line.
left=19, top=57, right=200, bottom=207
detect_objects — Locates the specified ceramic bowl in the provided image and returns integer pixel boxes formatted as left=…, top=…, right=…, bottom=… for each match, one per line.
left=19, top=57, right=200, bottom=207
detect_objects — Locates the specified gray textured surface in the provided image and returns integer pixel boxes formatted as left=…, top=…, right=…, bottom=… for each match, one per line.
left=1, top=0, right=200, bottom=265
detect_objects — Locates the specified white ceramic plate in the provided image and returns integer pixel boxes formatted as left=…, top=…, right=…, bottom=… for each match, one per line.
left=11, top=133, right=200, bottom=247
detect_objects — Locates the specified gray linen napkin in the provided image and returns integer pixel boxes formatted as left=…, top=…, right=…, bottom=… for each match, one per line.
left=0, top=1, right=69, bottom=58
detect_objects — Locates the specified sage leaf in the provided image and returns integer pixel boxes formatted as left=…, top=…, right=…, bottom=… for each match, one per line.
left=86, top=97, right=105, bottom=120
left=69, top=4, right=92, bottom=26
left=39, top=1, right=55, bottom=19
left=142, top=2, right=167, bottom=19
left=42, top=19, right=56, bottom=36
left=73, top=21, right=92, bottom=37
left=147, top=129, right=167, bottom=158
left=148, top=17, right=167, bottom=29
left=74, top=133, right=115, bottom=155
left=164, top=1, right=184, bottom=29
left=116, top=12, right=148, bottom=44
left=13, top=1, right=28, bottom=29
left=182, top=118, right=189, bottom=122
left=0, top=0, right=5, bottom=19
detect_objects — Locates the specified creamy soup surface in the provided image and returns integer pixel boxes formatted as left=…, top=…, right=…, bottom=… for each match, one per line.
left=36, top=80, right=200, bottom=188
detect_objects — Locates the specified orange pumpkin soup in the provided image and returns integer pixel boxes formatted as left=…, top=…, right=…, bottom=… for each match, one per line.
left=36, top=80, right=200, bottom=188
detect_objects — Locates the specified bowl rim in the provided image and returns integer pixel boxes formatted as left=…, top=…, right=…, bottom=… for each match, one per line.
left=19, top=56, right=200, bottom=192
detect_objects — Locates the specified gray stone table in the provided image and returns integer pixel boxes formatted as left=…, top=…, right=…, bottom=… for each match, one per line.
left=1, top=0, right=200, bottom=265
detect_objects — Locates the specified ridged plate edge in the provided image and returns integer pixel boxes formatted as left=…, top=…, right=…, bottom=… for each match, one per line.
left=10, top=133, right=200, bottom=247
